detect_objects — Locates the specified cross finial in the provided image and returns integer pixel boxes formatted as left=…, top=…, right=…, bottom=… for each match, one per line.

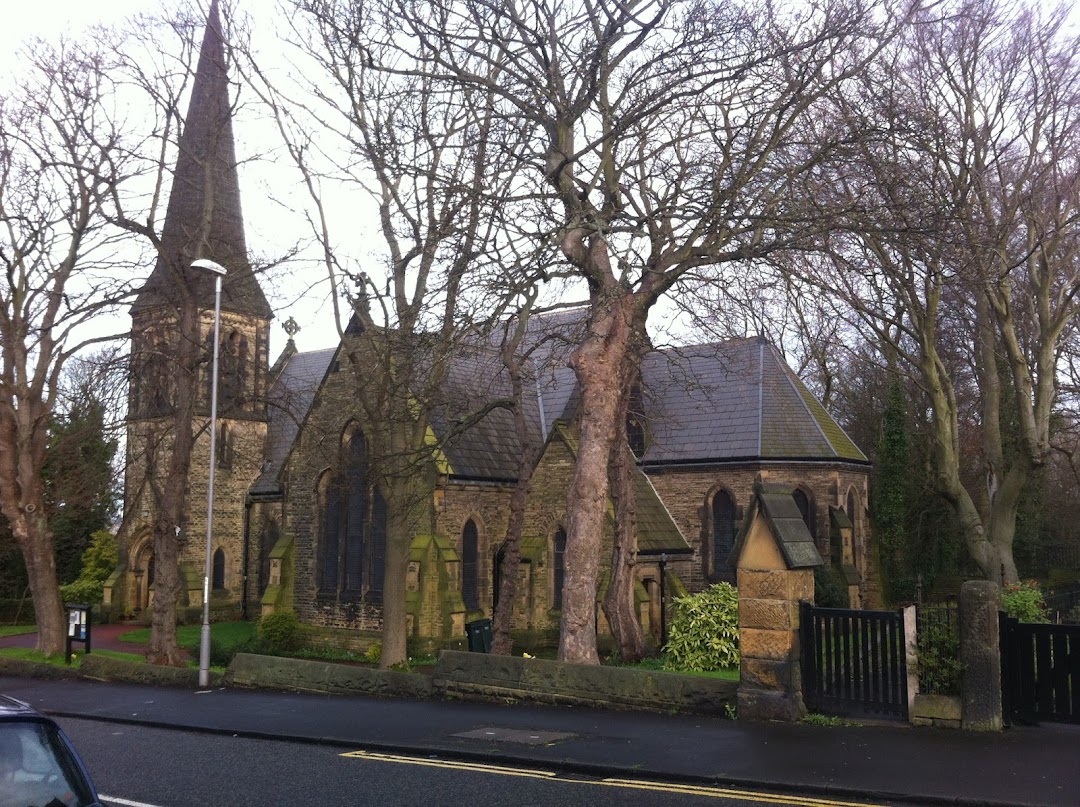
left=282, top=317, right=300, bottom=338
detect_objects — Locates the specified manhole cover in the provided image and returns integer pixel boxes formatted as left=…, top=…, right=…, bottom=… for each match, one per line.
left=453, top=727, right=576, bottom=745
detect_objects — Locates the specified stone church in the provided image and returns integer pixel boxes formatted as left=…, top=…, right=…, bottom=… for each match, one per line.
left=106, top=4, right=875, bottom=649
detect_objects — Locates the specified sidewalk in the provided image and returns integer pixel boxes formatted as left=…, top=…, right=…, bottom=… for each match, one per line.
left=1, top=672, right=1075, bottom=807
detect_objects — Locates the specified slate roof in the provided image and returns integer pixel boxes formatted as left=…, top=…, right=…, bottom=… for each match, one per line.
left=432, top=346, right=542, bottom=481
left=634, top=337, right=867, bottom=465
left=251, top=344, right=336, bottom=495
left=252, top=314, right=864, bottom=499
left=131, top=0, right=272, bottom=319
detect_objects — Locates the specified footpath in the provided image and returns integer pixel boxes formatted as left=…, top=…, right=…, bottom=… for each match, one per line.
left=1, top=630, right=1077, bottom=807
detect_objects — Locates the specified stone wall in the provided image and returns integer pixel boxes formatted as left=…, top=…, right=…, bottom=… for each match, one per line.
left=646, top=463, right=873, bottom=602
left=226, top=650, right=736, bottom=715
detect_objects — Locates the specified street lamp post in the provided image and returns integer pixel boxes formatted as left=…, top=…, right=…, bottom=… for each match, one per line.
left=191, top=258, right=226, bottom=688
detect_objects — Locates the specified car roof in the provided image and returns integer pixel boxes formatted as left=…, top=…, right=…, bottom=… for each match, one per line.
left=0, top=694, right=49, bottom=721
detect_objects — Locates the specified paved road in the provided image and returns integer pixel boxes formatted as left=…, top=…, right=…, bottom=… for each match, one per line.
left=59, top=717, right=912, bottom=807
left=4, top=675, right=1078, bottom=807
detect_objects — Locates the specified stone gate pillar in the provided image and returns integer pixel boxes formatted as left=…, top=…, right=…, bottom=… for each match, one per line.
left=731, top=485, right=824, bottom=722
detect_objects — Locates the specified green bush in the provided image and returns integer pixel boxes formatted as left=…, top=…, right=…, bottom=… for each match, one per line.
left=257, top=610, right=304, bottom=652
left=663, top=582, right=739, bottom=671
left=59, top=531, right=118, bottom=605
left=814, top=565, right=850, bottom=608
left=916, top=622, right=963, bottom=696
left=1001, top=580, right=1049, bottom=623
left=60, top=578, right=105, bottom=606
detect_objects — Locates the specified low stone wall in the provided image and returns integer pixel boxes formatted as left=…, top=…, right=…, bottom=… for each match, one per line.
left=78, top=655, right=219, bottom=689
left=433, top=651, right=736, bottom=715
left=228, top=653, right=434, bottom=700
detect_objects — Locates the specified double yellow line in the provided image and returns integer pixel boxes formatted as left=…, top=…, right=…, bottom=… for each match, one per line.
left=340, top=750, right=886, bottom=807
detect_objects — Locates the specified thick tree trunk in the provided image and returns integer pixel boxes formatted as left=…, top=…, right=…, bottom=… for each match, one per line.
left=559, top=292, right=635, bottom=664
left=602, top=315, right=648, bottom=662
left=604, top=438, right=646, bottom=661
left=379, top=461, right=432, bottom=669
left=380, top=510, right=411, bottom=669
left=0, top=400, right=66, bottom=655
left=10, top=512, right=65, bottom=656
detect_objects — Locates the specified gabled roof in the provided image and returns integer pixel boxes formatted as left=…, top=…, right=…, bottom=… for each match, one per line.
left=131, top=0, right=271, bottom=319
left=729, top=484, right=825, bottom=569
left=252, top=344, right=336, bottom=495
left=636, top=338, right=867, bottom=465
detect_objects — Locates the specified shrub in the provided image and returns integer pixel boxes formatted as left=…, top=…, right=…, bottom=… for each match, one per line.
left=257, top=610, right=304, bottom=652
left=365, top=642, right=381, bottom=664
left=59, top=531, right=118, bottom=605
left=663, top=582, right=739, bottom=671
left=916, top=621, right=963, bottom=696
left=1001, top=580, right=1049, bottom=623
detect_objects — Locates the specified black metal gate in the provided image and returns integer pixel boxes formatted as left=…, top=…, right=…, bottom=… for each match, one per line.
left=800, top=603, right=909, bottom=720
left=1000, top=614, right=1080, bottom=725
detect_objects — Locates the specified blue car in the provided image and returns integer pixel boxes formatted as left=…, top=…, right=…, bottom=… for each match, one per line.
left=0, top=695, right=101, bottom=807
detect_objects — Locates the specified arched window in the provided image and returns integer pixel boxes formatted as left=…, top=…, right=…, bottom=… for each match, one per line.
left=847, top=489, right=858, bottom=539
left=627, top=417, right=646, bottom=458
left=553, top=527, right=567, bottom=610
left=710, top=490, right=736, bottom=577
left=371, top=488, right=387, bottom=602
left=492, top=544, right=506, bottom=610
left=212, top=548, right=226, bottom=590
left=319, top=471, right=341, bottom=593
left=462, top=519, right=480, bottom=611
left=793, top=488, right=816, bottom=539
left=219, top=329, right=249, bottom=408
left=343, top=431, right=367, bottom=592
left=216, top=423, right=232, bottom=468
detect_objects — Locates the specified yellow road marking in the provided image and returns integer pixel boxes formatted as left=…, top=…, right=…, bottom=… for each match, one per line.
left=340, top=750, right=887, bottom=807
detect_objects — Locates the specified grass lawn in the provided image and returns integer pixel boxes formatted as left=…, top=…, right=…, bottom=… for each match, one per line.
left=0, top=625, right=36, bottom=638
left=119, top=621, right=257, bottom=653
left=0, top=647, right=145, bottom=667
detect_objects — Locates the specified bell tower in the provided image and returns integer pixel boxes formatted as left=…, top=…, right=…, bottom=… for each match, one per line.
left=113, top=0, right=272, bottom=618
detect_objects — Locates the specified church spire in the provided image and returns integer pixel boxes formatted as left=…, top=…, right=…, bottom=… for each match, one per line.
left=132, top=0, right=272, bottom=319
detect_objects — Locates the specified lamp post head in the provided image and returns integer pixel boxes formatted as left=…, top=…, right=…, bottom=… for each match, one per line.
left=191, top=258, right=227, bottom=276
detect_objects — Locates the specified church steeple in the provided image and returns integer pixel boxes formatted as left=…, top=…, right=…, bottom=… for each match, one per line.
left=132, top=0, right=272, bottom=319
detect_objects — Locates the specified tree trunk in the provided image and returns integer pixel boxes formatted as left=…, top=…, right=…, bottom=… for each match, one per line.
left=492, top=335, right=541, bottom=656
left=603, top=438, right=646, bottom=661
left=10, top=512, right=65, bottom=656
left=379, top=464, right=432, bottom=669
left=491, top=481, right=529, bottom=655
left=147, top=302, right=200, bottom=667
left=380, top=509, right=411, bottom=669
left=0, top=400, right=66, bottom=656
left=559, top=292, right=635, bottom=664
left=602, top=313, right=648, bottom=662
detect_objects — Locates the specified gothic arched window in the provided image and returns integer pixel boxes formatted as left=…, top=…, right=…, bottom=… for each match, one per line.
left=212, top=548, right=226, bottom=591
left=710, top=489, right=736, bottom=578
left=793, top=488, right=816, bottom=539
left=371, top=487, right=387, bottom=602
left=343, top=432, right=367, bottom=593
left=462, top=519, right=480, bottom=611
left=553, top=527, right=567, bottom=610
left=318, top=471, right=341, bottom=593
left=492, top=544, right=506, bottom=610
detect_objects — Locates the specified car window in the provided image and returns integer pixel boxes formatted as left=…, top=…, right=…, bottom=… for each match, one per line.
left=0, top=721, right=96, bottom=807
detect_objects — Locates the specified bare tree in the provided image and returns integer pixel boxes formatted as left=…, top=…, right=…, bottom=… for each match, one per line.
left=249, top=0, right=534, bottom=667
left=377, top=0, right=911, bottom=662
left=0, top=40, right=133, bottom=655
left=785, top=0, right=1080, bottom=585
